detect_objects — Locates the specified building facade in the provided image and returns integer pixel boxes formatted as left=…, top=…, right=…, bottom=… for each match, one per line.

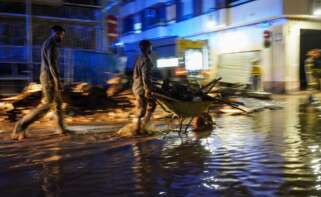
left=0, top=0, right=116, bottom=95
left=111, top=0, right=321, bottom=93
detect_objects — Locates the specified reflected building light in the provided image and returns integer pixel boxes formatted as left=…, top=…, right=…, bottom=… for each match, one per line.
left=311, top=158, right=321, bottom=164
left=312, top=164, right=321, bottom=174
left=309, top=145, right=319, bottom=153
left=202, top=176, right=220, bottom=190
left=202, top=183, right=220, bottom=190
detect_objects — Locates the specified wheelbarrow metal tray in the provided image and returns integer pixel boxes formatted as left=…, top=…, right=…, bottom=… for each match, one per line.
left=156, top=95, right=213, bottom=117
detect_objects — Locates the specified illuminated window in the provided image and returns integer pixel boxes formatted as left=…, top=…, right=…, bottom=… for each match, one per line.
left=133, top=15, right=142, bottom=33
left=166, top=4, right=176, bottom=22
left=157, top=57, right=179, bottom=68
left=313, top=0, right=321, bottom=15
left=185, top=49, right=203, bottom=71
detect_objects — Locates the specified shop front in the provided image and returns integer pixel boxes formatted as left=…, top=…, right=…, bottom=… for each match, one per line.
left=155, top=38, right=209, bottom=81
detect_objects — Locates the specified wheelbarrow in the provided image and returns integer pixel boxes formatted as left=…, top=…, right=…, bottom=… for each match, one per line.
left=152, top=92, right=214, bottom=133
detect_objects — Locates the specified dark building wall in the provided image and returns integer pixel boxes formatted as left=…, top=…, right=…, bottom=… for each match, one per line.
left=32, top=20, right=97, bottom=50
left=0, top=1, right=109, bottom=94
left=0, top=2, right=99, bottom=49
left=0, top=17, right=26, bottom=45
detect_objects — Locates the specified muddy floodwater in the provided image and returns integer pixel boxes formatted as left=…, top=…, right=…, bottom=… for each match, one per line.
left=2, top=95, right=321, bottom=197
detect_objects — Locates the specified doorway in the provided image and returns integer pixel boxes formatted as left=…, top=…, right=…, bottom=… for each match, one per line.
left=300, top=29, right=321, bottom=89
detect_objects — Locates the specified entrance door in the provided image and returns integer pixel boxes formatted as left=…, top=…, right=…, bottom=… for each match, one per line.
left=300, top=29, right=321, bottom=89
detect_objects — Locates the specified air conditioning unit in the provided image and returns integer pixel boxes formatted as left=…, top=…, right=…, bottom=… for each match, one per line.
left=0, top=0, right=63, bottom=6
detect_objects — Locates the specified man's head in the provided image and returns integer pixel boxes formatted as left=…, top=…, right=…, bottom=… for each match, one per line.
left=139, top=40, right=152, bottom=55
left=50, top=25, right=65, bottom=43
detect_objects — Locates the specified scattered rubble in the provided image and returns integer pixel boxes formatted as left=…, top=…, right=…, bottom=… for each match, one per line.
left=0, top=81, right=133, bottom=121
left=0, top=76, right=282, bottom=132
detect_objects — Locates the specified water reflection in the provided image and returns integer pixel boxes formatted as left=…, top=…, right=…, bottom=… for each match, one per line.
left=40, top=146, right=63, bottom=197
left=2, top=96, right=321, bottom=196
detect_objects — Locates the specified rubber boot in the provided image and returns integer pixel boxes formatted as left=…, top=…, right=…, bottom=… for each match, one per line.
left=11, top=121, right=26, bottom=141
left=133, top=118, right=142, bottom=134
left=141, top=111, right=154, bottom=134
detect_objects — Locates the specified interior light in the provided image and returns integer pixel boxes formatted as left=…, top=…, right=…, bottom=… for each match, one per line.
left=206, top=20, right=217, bottom=29
left=134, top=23, right=142, bottom=30
left=157, top=57, right=179, bottom=68
left=185, top=49, right=203, bottom=71
left=114, top=42, right=124, bottom=46
left=314, top=9, right=321, bottom=16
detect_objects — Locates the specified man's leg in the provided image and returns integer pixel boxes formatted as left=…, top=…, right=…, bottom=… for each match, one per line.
left=133, top=95, right=147, bottom=133
left=53, top=95, right=69, bottom=134
left=12, top=84, right=54, bottom=140
left=12, top=102, right=51, bottom=140
left=253, top=76, right=259, bottom=91
left=142, top=98, right=156, bottom=128
left=257, top=76, right=262, bottom=91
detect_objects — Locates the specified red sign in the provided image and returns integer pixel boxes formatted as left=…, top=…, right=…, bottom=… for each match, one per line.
left=106, top=15, right=118, bottom=43
left=263, top=30, right=272, bottom=48
left=263, top=30, right=271, bottom=39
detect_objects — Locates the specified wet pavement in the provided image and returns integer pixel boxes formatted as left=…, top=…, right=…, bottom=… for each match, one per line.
left=1, top=95, right=321, bottom=196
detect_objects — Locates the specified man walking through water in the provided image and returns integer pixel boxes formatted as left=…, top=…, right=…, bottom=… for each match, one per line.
left=132, top=40, right=156, bottom=134
left=12, top=25, right=71, bottom=140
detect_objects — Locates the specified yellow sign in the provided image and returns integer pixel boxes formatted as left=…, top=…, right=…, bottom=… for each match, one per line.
left=176, top=39, right=205, bottom=53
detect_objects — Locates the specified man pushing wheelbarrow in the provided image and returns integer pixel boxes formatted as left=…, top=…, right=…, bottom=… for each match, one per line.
left=118, top=40, right=247, bottom=136
left=132, top=40, right=157, bottom=134
left=117, top=40, right=157, bottom=136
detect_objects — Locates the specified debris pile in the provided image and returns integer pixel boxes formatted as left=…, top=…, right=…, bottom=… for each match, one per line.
left=65, top=83, right=109, bottom=109
left=106, top=74, right=130, bottom=97
left=0, top=74, right=280, bottom=125
left=0, top=80, right=133, bottom=121
left=153, top=77, right=222, bottom=102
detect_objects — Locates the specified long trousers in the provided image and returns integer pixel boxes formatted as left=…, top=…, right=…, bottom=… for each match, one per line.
left=134, top=94, right=156, bottom=119
left=15, top=85, right=65, bottom=132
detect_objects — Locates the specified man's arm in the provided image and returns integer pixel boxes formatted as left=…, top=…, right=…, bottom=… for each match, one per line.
left=48, top=45, right=62, bottom=92
left=141, top=60, right=153, bottom=95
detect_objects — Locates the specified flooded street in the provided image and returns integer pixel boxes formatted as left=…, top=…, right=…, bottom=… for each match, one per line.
left=1, top=95, right=321, bottom=197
